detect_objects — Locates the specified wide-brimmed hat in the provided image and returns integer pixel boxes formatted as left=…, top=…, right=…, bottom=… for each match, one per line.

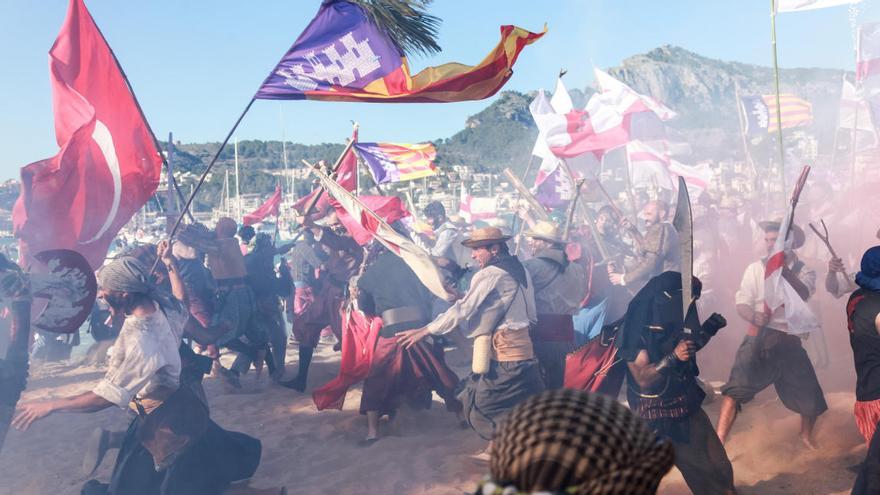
left=462, top=227, right=511, bottom=248
left=524, top=220, right=564, bottom=244
left=759, top=220, right=805, bottom=249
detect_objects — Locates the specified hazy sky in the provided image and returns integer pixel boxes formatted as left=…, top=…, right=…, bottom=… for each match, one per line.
left=1, top=0, right=877, bottom=180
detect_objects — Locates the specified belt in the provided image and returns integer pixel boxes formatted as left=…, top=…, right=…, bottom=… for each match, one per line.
left=381, top=306, right=425, bottom=326
left=216, top=277, right=248, bottom=288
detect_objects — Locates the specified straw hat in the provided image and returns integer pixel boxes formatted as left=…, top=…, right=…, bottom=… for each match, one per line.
left=759, top=220, right=805, bottom=249
left=524, top=220, right=564, bottom=244
left=462, top=227, right=511, bottom=248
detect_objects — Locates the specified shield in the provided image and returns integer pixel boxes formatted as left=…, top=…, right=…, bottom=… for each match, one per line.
left=30, top=249, right=97, bottom=334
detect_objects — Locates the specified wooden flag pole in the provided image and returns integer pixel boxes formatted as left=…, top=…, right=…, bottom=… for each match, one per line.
left=733, top=80, right=761, bottom=193
left=770, top=0, right=787, bottom=198
left=503, top=167, right=549, bottom=221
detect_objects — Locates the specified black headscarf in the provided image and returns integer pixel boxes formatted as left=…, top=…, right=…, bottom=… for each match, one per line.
left=486, top=249, right=529, bottom=288
left=615, top=271, right=702, bottom=363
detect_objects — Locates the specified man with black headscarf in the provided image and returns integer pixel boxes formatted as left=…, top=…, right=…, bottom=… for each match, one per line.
left=397, top=227, right=544, bottom=442
left=617, top=271, right=735, bottom=495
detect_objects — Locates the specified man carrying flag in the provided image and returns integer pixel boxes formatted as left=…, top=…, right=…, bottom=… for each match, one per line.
left=717, top=206, right=827, bottom=448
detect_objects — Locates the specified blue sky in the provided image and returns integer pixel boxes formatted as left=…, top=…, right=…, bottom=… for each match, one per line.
left=1, top=0, right=877, bottom=180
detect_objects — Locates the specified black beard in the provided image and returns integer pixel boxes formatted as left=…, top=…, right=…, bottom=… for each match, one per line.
left=103, top=293, right=133, bottom=315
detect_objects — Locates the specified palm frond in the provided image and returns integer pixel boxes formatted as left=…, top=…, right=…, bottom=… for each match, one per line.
left=353, top=0, right=442, bottom=57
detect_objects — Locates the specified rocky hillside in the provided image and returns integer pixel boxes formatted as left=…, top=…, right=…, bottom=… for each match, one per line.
left=8, top=45, right=840, bottom=212
left=607, top=45, right=844, bottom=156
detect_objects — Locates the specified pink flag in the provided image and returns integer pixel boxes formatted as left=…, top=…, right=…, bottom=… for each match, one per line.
left=331, top=195, right=410, bottom=245
left=858, top=22, right=880, bottom=83
left=294, top=129, right=358, bottom=216
left=13, top=0, right=162, bottom=270
left=529, top=85, right=575, bottom=207
left=310, top=166, right=452, bottom=300
left=458, top=184, right=498, bottom=223
left=627, top=140, right=712, bottom=198
left=763, top=166, right=819, bottom=336
left=242, top=184, right=282, bottom=226
left=548, top=69, right=675, bottom=159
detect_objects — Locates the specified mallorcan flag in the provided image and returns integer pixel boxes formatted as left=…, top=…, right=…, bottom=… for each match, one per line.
left=354, top=142, right=437, bottom=183
left=255, top=0, right=544, bottom=103
left=739, top=94, right=813, bottom=135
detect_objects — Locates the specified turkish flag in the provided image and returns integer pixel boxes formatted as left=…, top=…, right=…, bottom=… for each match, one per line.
left=243, top=184, right=282, bottom=226
left=293, top=129, right=358, bottom=217
left=12, top=0, right=162, bottom=270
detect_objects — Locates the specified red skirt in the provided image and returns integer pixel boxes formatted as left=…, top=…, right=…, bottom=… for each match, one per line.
left=855, top=399, right=880, bottom=444
left=290, top=285, right=343, bottom=347
left=359, top=337, right=462, bottom=415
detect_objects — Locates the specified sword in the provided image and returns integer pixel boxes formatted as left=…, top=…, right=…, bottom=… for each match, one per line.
left=672, top=176, right=694, bottom=335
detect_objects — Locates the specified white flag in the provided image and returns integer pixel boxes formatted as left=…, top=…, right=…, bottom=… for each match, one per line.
left=309, top=165, right=452, bottom=301
left=775, top=0, right=861, bottom=12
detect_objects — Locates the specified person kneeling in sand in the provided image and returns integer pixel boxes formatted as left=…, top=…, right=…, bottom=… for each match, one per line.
left=14, top=242, right=282, bottom=495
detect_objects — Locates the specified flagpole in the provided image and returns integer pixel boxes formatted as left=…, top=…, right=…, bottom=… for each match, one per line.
left=830, top=74, right=845, bottom=173
left=733, top=80, right=760, bottom=194
left=165, top=97, right=257, bottom=243
left=622, top=147, right=642, bottom=224
left=234, top=138, right=242, bottom=222
left=770, top=0, right=787, bottom=198
left=509, top=154, right=536, bottom=238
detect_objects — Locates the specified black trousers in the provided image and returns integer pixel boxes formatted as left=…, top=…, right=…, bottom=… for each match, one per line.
left=853, top=423, right=880, bottom=495
left=83, top=417, right=261, bottom=495
left=672, top=409, right=736, bottom=495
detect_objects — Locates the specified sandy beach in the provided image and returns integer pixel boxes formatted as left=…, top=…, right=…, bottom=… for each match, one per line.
left=0, top=341, right=867, bottom=495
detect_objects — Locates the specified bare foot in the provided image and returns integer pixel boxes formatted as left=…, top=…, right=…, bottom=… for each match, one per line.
left=800, top=433, right=818, bottom=450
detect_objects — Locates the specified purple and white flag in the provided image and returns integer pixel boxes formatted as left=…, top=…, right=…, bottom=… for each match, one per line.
left=255, top=1, right=403, bottom=100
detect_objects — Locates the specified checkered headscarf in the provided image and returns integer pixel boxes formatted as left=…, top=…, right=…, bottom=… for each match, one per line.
left=478, top=389, right=674, bottom=495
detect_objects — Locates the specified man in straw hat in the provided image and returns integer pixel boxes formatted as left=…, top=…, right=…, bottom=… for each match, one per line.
left=716, top=220, right=827, bottom=449
left=397, top=226, right=544, bottom=442
left=522, top=220, right=586, bottom=388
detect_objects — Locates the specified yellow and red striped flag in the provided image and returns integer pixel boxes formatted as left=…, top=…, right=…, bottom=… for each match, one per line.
left=740, top=94, right=813, bottom=135
left=354, top=142, right=437, bottom=183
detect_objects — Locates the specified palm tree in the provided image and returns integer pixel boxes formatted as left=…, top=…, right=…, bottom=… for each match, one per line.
left=353, top=0, right=442, bottom=56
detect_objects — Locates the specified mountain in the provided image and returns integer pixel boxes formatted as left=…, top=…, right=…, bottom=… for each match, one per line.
left=7, top=45, right=841, bottom=212
left=606, top=45, right=844, bottom=157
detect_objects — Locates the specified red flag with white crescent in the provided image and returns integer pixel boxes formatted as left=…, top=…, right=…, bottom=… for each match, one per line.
left=12, top=0, right=162, bottom=270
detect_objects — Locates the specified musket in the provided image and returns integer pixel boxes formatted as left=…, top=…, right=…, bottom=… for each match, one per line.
left=503, top=168, right=550, bottom=222
left=809, top=218, right=849, bottom=280
left=562, top=179, right=586, bottom=242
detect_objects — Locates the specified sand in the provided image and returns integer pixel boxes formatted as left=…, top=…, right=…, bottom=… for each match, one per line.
left=0, top=342, right=867, bottom=495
